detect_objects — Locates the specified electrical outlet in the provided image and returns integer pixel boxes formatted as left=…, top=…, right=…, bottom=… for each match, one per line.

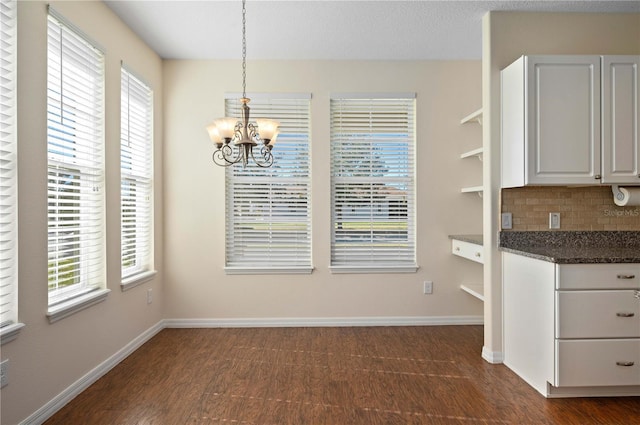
left=501, top=212, right=513, bottom=229
left=1, top=359, right=8, bottom=388
left=147, top=288, right=153, bottom=305
left=549, top=212, right=561, bottom=229
left=423, top=281, right=433, bottom=294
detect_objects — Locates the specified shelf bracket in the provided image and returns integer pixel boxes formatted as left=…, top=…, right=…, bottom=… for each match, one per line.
left=460, top=108, right=483, bottom=125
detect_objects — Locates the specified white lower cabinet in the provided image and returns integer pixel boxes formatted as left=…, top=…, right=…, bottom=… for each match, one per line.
left=503, top=252, right=640, bottom=397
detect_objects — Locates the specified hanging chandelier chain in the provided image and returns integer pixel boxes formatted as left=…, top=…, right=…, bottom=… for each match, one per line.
left=207, top=0, right=277, bottom=169
left=241, top=0, right=247, bottom=99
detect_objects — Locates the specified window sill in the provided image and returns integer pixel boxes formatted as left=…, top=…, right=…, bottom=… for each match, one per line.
left=1, top=322, right=26, bottom=345
left=121, top=270, right=157, bottom=292
left=225, top=266, right=314, bottom=275
left=329, top=265, right=419, bottom=274
left=47, top=288, right=111, bottom=324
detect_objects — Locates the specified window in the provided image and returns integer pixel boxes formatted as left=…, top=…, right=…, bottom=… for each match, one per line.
left=330, top=94, right=417, bottom=273
left=121, top=67, right=154, bottom=289
left=0, top=0, right=22, bottom=342
left=225, top=94, right=312, bottom=274
left=47, top=10, right=108, bottom=320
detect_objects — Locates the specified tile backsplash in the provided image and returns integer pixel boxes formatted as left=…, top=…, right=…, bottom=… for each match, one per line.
left=501, top=186, right=640, bottom=231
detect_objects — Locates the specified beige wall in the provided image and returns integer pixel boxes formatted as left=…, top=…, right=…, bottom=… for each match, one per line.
left=163, top=60, right=483, bottom=321
left=1, top=1, right=164, bottom=424
left=483, top=12, right=640, bottom=359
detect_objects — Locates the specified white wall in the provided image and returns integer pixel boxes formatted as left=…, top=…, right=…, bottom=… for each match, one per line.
left=1, top=2, right=164, bottom=424
left=481, top=12, right=640, bottom=360
left=163, top=60, right=483, bottom=321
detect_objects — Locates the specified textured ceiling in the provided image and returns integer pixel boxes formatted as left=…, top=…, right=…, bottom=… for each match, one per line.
left=104, top=1, right=640, bottom=60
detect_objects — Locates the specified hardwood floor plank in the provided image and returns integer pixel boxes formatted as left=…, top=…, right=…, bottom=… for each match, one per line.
left=44, top=326, right=640, bottom=425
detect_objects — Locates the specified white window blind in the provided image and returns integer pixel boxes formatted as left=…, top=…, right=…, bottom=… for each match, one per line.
left=330, top=95, right=417, bottom=272
left=0, top=0, right=17, bottom=327
left=121, top=67, right=153, bottom=282
left=225, top=94, right=312, bottom=274
left=47, top=12, right=105, bottom=305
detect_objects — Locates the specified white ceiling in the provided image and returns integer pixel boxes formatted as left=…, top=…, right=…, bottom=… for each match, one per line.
left=103, top=0, right=640, bottom=60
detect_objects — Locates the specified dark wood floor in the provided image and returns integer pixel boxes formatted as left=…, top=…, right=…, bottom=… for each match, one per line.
left=45, top=326, right=639, bottom=424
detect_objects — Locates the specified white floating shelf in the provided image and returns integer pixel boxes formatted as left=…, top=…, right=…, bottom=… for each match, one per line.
left=460, top=147, right=484, bottom=161
left=460, top=108, right=483, bottom=125
left=460, top=284, right=484, bottom=302
left=461, top=186, right=484, bottom=197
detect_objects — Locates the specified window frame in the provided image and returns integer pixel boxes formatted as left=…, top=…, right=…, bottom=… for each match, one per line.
left=329, top=93, right=418, bottom=274
left=120, top=66, right=155, bottom=291
left=0, top=0, right=24, bottom=344
left=46, top=8, right=109, bottom=322
left=224, top=93, right=313, bottom=275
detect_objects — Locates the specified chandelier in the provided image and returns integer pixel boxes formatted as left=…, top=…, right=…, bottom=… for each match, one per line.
left=206, top=0, right=279, bottom=168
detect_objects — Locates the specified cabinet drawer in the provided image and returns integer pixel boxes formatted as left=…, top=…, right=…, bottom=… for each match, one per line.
left=556, top=290, right=640, bottom=338
left=556, top=339, right=640, bottom=387
left=452, top=239, right=483, bottom=264
left=556, top=263, right=640, bottom=290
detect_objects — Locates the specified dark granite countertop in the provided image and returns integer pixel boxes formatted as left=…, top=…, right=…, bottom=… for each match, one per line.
left=449, top=234, right=483, bottom=246
left=499, top=231, right=640, bottom=264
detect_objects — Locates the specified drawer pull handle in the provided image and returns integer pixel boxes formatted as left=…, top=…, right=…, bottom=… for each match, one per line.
left=475, top=252, right=481, bottom=257
left=455, top=247, right=461, bottom=252
left=616, top=361, right=635, bottom=367
left=617, top=274, right=636, bottom=279
left=616, top=312, right=635, bottom=318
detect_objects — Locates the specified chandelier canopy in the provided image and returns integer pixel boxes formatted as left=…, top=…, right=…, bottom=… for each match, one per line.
left=206, top=0, right=279, bottom=168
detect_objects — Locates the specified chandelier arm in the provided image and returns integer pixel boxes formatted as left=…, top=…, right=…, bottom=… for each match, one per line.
left=221, top=143, right=237, bottom=162
left=212, top=149, right=234, bottom=167
left=212, top=143, right=244, bottom=166
left=249, top=144, right=274, bottom=168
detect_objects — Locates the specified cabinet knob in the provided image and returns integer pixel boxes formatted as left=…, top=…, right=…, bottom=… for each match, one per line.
left=616, top=361, right=635, bottom=367
left=475, top=252, right=481, bottom=257
left=455, top=247, right=460, bottom=252
left=617, top=274, right=636, bottom=280
left=616, top=312, right=635, bottom=318
left=595, top=174, right=601, bottom=179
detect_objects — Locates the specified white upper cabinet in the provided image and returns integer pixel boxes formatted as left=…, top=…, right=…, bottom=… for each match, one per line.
left=602, top=56, right=640, bottom=184
left=501, top=55, right=640, bottom=188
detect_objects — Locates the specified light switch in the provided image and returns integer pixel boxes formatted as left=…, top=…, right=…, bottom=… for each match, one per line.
left=549, top=212, right=560, bottom=229
left=501, top=212, right=513, bottom=229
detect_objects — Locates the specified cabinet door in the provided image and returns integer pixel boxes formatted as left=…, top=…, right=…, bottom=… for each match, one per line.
left=503, top=253, right=556, bottom=394
left=602, top=56, right=640, bottom=184
left=556, top=263, right=640, bottom=290
left=527, top=56, right=601, bottom=185
left=556, top=339, right=640, bottom=387
left=556, top=290, right=640, bottom=339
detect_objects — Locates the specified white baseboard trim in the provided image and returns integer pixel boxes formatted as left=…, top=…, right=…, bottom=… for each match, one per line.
left=481, top=346, right=504, bottom=364
left=164, top=315, right=484, bottom=328
left=546, top=383, right=640, bottom=398
left=21, top=320, right=165, bottom=425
